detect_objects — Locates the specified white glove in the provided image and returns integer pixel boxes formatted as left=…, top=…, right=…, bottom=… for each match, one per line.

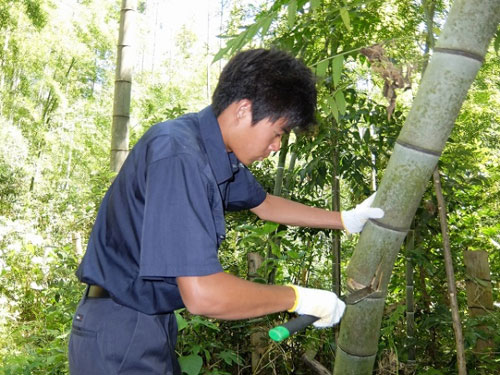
left=341, top=193, right=384, bottom=233
left=288, top=285, right=346, bottom=328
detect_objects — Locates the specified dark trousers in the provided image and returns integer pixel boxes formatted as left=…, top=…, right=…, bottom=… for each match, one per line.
left=68, top=290, right=180, bottom=375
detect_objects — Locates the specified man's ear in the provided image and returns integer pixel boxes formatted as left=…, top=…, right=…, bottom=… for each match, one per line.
left=236, top=99, right=252, bottom=121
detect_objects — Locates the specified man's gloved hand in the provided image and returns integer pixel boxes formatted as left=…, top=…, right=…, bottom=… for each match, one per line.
left=341, top=193, right=384, bottom=233
left=288, top=285, right=346, bottom=328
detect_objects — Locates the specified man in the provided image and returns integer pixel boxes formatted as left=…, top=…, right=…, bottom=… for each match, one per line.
left=69, top=49, right=383, bottom=374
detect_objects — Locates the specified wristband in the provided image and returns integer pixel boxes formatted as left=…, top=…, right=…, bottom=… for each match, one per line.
left=340, top=212, right=350, bottom=234
left=287, top=285, right=300, bottom=312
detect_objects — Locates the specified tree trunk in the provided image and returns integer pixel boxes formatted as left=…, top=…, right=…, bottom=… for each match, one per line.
left=464, top=250, right=495, bottom=353
left=72, top=232, right=83, bottom=256
left=283, top=150, right=297, bottom=198
left=331, top=121, right=341, bottom=297
left=330, top=118, right=342, bottom=353
left=247, top=252, right=267, bottom=373
left=61, top=57, right=77, bottom=190
left=111, top=0, right=136, bottom=173
left=273, top=133, right=290, bottom=197
left=433, top=168, right=467, bottom=374
left=333, top=1, right=500, bottom=373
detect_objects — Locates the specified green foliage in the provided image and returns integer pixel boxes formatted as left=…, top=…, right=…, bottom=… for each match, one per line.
left=175, top=309, right=247, bottom=375
left=179, top=354, right=203, bottom=375
left=0, top=230, right=83, bottom=374
left=0, top=121, right=29, bottom=215
left=0, top=1, right=117, bottom=373
left=0, top=0, right=47, bottom=30
left=494, top=27, right=500, bottom=54
left=214, top=0, right=500, bottom=374
left=0, top=0, right=499, bottom=374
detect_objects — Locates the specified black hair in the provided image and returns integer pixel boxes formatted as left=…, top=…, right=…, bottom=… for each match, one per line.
left=211, top=49, right=317, bottom=131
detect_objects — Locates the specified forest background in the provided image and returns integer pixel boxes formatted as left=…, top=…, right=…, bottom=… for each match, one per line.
left=0, top=0, right=499, bottom=374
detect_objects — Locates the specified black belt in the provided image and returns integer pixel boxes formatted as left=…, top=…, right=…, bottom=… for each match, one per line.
left=87, top=285, right=111, bottom=298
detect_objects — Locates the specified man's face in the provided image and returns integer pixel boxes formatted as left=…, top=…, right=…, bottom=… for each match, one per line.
left=231, top=116, right=288, bottom=166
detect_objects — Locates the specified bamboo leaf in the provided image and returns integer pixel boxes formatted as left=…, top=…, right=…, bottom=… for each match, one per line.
left=327, top=97, right=339, bottom=122
left=269, top=240, right=282, bottom=257
left=213, top=44, right=232, bottom=62
left=332, top=55, right=343, bottom=87
left=340, top=7, right=351, bottom=31
left=213, top=14, right=273, bottom=63
left=319, top=98, right=330, bottom=117
left=310, top=0, right=320, bottom=11
left=260, top=14, right=273, bottom=36
left=245, top=23, right=260, bottom=42
left=335, top=90, right=346, bottom=115
left=316, top=59, right=329, bottom=77
left=213, top=32, right=246, bottom=62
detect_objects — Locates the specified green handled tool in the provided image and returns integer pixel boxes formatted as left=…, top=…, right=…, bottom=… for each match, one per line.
left=269, top=268, right=384, bottom=342
left=268, top=314, right=319, bottom=342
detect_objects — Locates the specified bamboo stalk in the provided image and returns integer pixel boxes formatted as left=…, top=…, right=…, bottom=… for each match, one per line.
left=433, top=168, right=467, bottom=375
left=267, top=133, right=290, bottom=284
left=248, top=252, right=267, bottom=373
left=331, top=120, right=341, bottom=297
left=333, top=1, right=500, bottom=373
left=111, top=0, right=136, bottom=173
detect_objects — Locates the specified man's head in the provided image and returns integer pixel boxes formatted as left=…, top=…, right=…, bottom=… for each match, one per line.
left=212, top=49, right=317, bottom=132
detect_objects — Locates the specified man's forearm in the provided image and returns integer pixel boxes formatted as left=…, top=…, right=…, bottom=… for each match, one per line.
left=250, top=194, right=344, bottom=230
left=177, top=272, right=295, bottom=319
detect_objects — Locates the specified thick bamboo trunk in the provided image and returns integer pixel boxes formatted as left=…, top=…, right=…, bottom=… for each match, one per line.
left=111, top=0, right=136, bottom=172
left=333, top=1, right=500, bottom=374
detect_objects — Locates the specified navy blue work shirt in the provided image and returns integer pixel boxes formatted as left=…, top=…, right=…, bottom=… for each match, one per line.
left=76, top=106, right=267, bottom=315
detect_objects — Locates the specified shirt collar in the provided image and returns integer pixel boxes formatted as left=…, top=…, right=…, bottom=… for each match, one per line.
left=198, top=106, right=236, bottom=184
